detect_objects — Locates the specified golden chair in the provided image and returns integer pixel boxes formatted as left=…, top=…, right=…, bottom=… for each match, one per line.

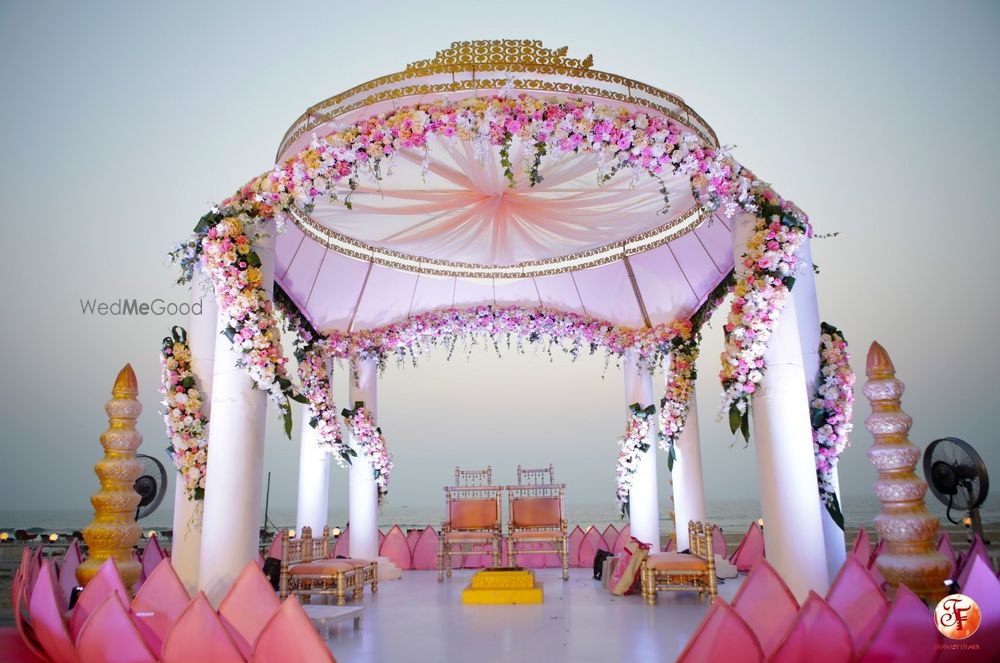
left=455, top=465, right=493, bottom=487
left=279, top=526, right=378, bottom=605
left=516, top=464, right=554, bottom=485
left=507, top=466, right=568, bottom=580
left=438, top=470, right=503, bottom=581
left=640, top=520, right=717, bottom=605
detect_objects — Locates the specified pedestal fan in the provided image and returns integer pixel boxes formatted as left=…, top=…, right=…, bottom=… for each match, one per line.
left=923, top=437, right=990, bottom=543
left=133, top=453, right=168, bottom=520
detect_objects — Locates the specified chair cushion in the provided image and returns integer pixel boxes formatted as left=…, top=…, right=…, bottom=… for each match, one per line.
left=511, top=497, right=561, bottom=527
left=449, top=499, right=498, bottom=529
left=646, top=553, right=708, bottom=571
left=443, top=531, right=497, bottom=542
left=509, top=531, right=562, bottom=541
left=288, top=561, right=357, bottom=575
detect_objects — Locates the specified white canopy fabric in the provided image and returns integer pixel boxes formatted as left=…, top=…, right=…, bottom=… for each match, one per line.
left=271, top=46, right=734, bottom=334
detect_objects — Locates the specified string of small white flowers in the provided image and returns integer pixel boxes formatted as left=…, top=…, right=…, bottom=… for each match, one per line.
left=616, top=403, right=659, bottom=517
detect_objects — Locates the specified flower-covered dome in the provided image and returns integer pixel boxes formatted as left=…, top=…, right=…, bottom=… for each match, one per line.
left=272, top=40, right=734, bottom=334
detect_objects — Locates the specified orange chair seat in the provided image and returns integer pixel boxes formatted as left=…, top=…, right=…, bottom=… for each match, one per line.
left=509, top=531, right=563, bottom=541
left=645, top=553, right=708, bottom=571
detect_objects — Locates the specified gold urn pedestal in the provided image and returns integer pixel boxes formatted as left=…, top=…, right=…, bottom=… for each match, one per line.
left=462, top=568, right=543, bottom=605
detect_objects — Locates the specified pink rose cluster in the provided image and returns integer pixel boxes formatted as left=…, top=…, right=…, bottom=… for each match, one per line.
left=160, top=329, right=209, bottom=501
left=200, top=216, right=293, bottom=420
left=719, top=190, right=811, bottom=431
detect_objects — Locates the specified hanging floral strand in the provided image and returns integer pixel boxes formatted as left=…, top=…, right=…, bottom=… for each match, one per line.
left=719, top=191, right=811, bottom=441
left=160, top=326, right=208, bottom=502
left=173, top=211, right=306, bottom=438
left=811, top=322, right=855, bottom=529
left=616, top=402, right=659, bottom=517
left=342, top=403, right=392, bottom=505
left=659, top=271, right=735, bottom=469
left=275, top=286, right=351, bottom=465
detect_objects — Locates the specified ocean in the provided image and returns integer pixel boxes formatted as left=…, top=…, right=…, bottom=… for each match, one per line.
left=2, top=494, right=997, bottom=538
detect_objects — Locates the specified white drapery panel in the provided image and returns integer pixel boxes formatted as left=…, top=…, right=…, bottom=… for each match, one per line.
left=308, top=134, right=697, bottom=265
left=276, top=223, right=735, bottom=333
left=274, top=127, right=735, bottom=332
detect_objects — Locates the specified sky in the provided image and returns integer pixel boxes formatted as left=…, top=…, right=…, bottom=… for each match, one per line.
left=0, top=1, right=997, bottom=522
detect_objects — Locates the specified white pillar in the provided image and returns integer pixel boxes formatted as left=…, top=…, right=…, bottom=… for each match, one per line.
left=793, top=237, right=847, bottom=580
left=348, top=357, right=379, bottom=560
left=732, top=212, right=829, bottom=601
left=623, top=350, right=660, bottom=548
left=170, top=264, right=216, bottom=595
left=672, top=386, right=706, bottom=552
left=296, top=406, right=331, bottom=535
left=198, top=219, right=275, bottom=605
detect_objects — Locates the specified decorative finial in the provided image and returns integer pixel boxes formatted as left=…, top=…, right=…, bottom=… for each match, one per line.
left=863, top=341, right=949, bottom=602
left=77, top=364, right=144, bottom=589
left=113, top=363, right=139, bottom=398
left=405, top=39, right=595, bottom=72
left=865, top=341, right=895, bottom=379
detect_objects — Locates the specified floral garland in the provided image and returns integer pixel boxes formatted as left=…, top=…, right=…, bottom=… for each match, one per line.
left=177, top=212, right=301, bottom=437
left=719, top=192, right=811, bottom=440
left=276, top=287, right=350, bottom=465
left=659, top=272, right=735, bottom=469
left=172, top=93, right=811, bottom=449
left=811, top=322, right=855, bottom=529
left=160, top=326, right=208, bottom=501
left=616, top=403, right=658, bottom=517
left=342, top=403, right=392, bottom=504
left=322, top=304, right=692, bottom=368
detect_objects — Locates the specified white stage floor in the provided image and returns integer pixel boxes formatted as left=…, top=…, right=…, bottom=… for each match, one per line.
left=319, top=568, right=743, bottom=662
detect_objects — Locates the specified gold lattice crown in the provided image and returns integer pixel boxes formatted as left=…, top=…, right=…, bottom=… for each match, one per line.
left=405, top=40, right=594, bottom=72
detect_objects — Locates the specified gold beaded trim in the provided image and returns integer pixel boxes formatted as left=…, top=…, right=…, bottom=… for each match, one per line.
left=276, top=40, right=718, bottom=159
left=289, top=203, right=711, bottom=279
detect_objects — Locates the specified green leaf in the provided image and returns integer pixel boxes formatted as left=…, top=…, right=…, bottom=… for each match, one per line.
left=667, top=444, right=676, bottom=472
left=193, top=210, right=222, bottom=234
left=289, top=392, right=310, bottom=405
left=739, top=411, right=750, bottom=443
left=194, top=487, right=205, bottom=501
left=827, top=493, right=845, bottom=531
left=180, top=376, right=195, bottom=389
left=246, top=252, right=262, bottom=268
left=283, top=405, right=293, bottom=439
left=729, top=406, right=742, bottom=435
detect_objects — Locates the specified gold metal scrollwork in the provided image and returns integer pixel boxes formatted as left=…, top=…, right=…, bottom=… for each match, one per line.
left=276, top=39, right=718, bottom=158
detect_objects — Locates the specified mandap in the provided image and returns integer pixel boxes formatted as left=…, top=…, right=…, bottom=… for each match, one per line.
left=161, top=40, right=854, bottom=605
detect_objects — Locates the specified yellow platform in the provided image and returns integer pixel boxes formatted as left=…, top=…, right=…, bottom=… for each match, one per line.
left=462, top=568, right=543, bottom=604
